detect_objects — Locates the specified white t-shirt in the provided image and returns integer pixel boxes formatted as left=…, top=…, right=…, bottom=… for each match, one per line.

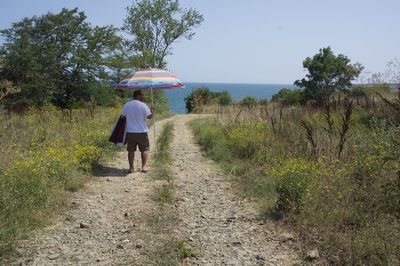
left=122, top=100, right=152, bottom=133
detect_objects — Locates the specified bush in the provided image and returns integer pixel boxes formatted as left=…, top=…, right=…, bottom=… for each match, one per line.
left=185, top=88, right=232, bottom=113
left=271, top=88, right=305, bottom=106
left=350, top=84, right=391, bottom=97
left=185, top=87, right=213, bottom=113
left=258, top=99, right=269, bottom=105
left=227, top=123, right=265, bottom=159
left=216, top=91, right=232, bottom=106
left=267, top=159, right=318, bottom=214
left=239, top=96, right=257, bottom=109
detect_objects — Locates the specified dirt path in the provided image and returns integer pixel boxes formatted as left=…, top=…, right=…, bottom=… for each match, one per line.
left=12, top=115, right=299, bottom=265
left=170, top=115, right=298, bottom=265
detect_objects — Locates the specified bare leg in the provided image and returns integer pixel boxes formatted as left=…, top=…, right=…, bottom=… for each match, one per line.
left=128, top=151, right=135, bottom=173
left=141, top=150, right=149, bottom=172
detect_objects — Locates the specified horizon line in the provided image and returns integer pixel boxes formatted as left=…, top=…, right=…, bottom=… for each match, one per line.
left=183, top=81, right=296, bottom=85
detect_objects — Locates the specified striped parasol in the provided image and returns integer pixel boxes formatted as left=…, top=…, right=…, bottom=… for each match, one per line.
left=117, top=68, right=185, bottom=152
left=117, top=69, right=185, bottom=90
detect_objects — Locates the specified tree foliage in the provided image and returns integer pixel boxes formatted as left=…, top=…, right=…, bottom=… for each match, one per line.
left=123, top=0, right=204, bottom=68
left=0, top=8, right=120, bottom=109
left=0, top=2, right=204, bottom=111
left=295, top=47, right=363, bottom=106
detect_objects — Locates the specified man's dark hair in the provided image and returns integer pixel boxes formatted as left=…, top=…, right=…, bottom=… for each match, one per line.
left=133, top=90, right=144, bottom=99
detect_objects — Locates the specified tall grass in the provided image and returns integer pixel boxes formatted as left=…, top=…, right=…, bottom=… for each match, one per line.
left=190, top=96, right=400, bottom=265
left=0, top=106, right=119, bottom=259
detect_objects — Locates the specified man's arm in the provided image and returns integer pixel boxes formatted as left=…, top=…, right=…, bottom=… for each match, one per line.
left=146, top=105, right=156, bottom=119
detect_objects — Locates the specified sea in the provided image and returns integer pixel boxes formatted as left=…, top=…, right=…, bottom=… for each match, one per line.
left=165, top=82, right=297, bottom=114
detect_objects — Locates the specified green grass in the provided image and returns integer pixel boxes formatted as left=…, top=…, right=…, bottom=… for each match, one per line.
left=151, top=121, right=176, bottom=206
left=153, top=184, right=175, bottom=204
left=150, top=239, right=197, bottom=266
left=154, top=122, right=175, bottom=163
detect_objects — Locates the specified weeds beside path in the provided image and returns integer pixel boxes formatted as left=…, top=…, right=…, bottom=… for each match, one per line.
left=9, top=114, right=299, bottom=265
left=168, top=115, right=299, bottom=265
left=7, top=117, right=176, bottom=265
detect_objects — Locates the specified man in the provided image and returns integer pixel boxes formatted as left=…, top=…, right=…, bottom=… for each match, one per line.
left=121, top=90, right=155, bottom=173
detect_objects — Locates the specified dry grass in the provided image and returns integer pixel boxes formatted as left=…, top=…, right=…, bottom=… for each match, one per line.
left=190, top=94, right=400, bottom=264
left=0, top=106, right=119, bottom=259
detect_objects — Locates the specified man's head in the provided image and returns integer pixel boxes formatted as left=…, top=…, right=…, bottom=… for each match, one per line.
left=133, top=90, right=145, bottom=102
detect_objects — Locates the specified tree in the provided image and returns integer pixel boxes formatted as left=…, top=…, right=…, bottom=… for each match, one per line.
left=123, top=0, right=204, bottom=69
left=103, top=40, right=137, bottom=85
left=294, top=47, right=363, bottom=106
left=0, top=8, right=120, bottom=109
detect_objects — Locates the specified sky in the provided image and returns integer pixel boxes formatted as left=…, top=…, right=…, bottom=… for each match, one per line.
left=0, top=0, right=399, bottom=84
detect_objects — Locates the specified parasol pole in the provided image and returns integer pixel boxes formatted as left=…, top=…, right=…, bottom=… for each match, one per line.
left=150, top=88, right=158, bottom=153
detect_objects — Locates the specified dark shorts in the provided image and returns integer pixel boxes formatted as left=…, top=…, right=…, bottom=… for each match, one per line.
left=126, top=133, right=150, bottom=152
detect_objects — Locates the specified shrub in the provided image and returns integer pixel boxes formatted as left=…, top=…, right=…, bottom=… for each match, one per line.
left=258, top=99, right=269, bottom=105
left=271, top=88, right=305, bottom=106
left=73, top=144, right=102, bottom=172
left=239, top=96, right=257, bottom=109
left=350, top=84, right=391, bottom=96
left=185, top=88, right=232, bottom=113
left=227, top=123, right=265, bottom=159
left=267, top=159, right=318, bottom=215
left=216, top=91, right=232, bottom=106
left=185, top=87, right=213, bottom=113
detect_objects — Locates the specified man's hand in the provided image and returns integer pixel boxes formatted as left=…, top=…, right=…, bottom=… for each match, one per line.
left=150, top=105, right=156, bottom=113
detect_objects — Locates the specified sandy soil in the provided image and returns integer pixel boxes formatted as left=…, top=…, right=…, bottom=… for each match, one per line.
left=11, top=114, right=299, bottom=266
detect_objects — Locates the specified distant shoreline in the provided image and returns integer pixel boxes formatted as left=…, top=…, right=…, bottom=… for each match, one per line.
left=183, top=81, right=296, bottom=86
left=165, top=83, right=298, bottom=114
